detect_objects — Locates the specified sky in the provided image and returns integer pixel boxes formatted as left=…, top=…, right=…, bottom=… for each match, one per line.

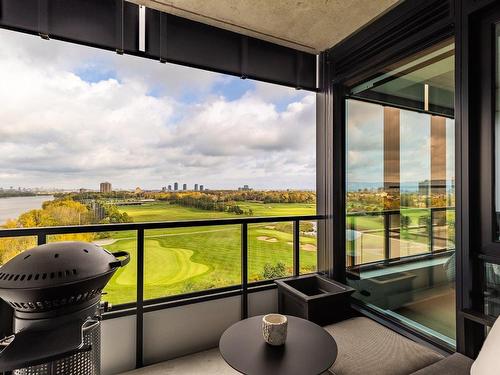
left=0, top=29, right=316, bottom=191
left=346, top=99, right=455, bottom=190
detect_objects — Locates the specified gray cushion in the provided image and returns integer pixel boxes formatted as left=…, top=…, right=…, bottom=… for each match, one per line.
left=324, top=317, right=443, bottom=375
left=410, top=353, right=473, bottom=375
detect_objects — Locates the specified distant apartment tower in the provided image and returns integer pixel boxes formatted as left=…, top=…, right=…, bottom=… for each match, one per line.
left=100, top=182, right=112, bottom=193
left=168, top=185, right=172, bottom=191
left=194, top=184, right=198, bottom=191
left=183, top=184, right=187, bottom=191
left=174, top=182, right=178, bottom=191
left=200, top=185, right=204, bottom=191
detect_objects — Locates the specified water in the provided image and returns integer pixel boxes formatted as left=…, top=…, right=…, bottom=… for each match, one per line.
left=0, top=195, right=54, bottom=225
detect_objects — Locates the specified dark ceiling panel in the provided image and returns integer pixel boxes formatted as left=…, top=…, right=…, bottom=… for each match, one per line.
left=166, top=13, right=241, bottom=75
left=47, top=0, right=121, bottom=49
left=145, top=8, right=317, bottom=90
left=0, top=0, right=38, bottom=32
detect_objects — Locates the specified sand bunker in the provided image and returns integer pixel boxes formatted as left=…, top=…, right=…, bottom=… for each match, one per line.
left=301, top=244, right=317, bottom=251
left=257, top=236, right=278, bottom=243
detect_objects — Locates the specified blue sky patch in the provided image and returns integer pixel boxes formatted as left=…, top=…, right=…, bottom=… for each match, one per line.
left=75, top=64, right=118, bottom=84
left=213, top=76, right=253, bottom=101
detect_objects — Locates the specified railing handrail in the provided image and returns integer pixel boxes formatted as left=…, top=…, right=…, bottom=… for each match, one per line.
left=0, top=214, right=324, bottom=238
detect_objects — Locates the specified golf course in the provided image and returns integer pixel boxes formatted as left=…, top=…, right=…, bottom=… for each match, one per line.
left=100, top=202, right=318, bottom=305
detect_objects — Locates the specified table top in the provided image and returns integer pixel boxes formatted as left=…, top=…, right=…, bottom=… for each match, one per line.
left=219, top=315, right=337, bottom=375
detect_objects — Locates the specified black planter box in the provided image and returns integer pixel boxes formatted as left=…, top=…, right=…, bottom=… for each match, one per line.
left=275, top=274, right=355, bottom=325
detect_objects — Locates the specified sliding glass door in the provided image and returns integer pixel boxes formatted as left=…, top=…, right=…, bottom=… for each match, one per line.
left=345, top=39, right=456, bottom=346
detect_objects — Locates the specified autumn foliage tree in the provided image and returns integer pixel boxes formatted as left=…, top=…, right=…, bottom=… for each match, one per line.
left=0, top=199, right=96, bottom=265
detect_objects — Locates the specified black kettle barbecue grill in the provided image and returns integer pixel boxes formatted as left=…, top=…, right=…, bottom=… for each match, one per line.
left=0, top=241, right=129, bottom=374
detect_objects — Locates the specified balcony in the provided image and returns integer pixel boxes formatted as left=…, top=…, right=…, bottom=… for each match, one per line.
left=0, top=208, right=458, bottom=373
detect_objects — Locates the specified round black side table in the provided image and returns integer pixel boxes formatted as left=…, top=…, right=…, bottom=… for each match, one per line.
left=219, top=315, right=337, bottom=375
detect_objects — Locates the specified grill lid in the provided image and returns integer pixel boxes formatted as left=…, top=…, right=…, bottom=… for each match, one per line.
left=0, top=242, right=127, bottom=289
left=0, top=242, right=129, bottom=314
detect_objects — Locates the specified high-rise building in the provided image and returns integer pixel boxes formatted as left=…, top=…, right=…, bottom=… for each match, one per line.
left=162, top=186, right=167, bottom=192
left=200, top=185, right=204, bottom=191
left=194, top=184, right=198, bottom=191
left=168, top=185, right=172, bottom=191
left=183, top=184, right=187, bottom=191
left=100, top=182, right=112, bottom=193
left=174, top=182, right=178, bottom=191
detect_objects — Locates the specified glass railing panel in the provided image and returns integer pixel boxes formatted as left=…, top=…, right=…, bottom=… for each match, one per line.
left=398, top=209, right=431, bottom=257
left=346, top=214, right=385, bottom=266
left=300, top=220, right=317, bottom=274
left=248, top=222, right=294, bottom=282
left=143, top=225, right=241, bottom=300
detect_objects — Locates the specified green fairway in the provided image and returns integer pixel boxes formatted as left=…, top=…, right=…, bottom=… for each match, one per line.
left=101, top=202, right=317, bottom=305
left=119, top=201, right=316, bottom=222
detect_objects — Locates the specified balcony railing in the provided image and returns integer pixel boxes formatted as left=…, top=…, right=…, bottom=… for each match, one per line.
left=0, top=214, right=323, bottom=366
left=0, top=208, right=455, bottom=366
left=346, top=206, right=455, bottom=267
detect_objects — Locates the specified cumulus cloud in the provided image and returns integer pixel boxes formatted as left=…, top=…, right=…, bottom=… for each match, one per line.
left=0, top=29, right=315, bottom=190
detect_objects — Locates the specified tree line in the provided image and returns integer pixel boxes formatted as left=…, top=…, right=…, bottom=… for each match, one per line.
left=152, top=193, right=253, bottom=215
left=58, top=190, right=316, bottom=205
left=58, top=190, right=315, bottom=216
left=0, top=191, right=38, bottom=198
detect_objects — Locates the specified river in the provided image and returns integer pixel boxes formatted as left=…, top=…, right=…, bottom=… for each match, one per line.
left=0, top=195, right=54, bottom=225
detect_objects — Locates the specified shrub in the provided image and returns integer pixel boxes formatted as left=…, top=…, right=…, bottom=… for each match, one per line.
left=262, top=262, right=287, bottom=279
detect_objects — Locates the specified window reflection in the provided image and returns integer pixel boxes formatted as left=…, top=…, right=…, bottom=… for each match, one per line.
left=346, top=38, right=456, bottom=345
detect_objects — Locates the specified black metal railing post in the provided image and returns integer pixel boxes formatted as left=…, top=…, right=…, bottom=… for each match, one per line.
left=241, top=223, right=248, bottom=319
left=293, top=220, right=300, bottom=276
left=37, top=233, right=47, bottom=246
left=136, top=229, right=144, bottom=368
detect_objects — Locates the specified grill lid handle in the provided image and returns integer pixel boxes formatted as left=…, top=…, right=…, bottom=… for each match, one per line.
left=109, top=251, right=130, bottom=268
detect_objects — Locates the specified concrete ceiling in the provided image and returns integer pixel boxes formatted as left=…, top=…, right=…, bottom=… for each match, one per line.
left=129, top=0, right=401, bottom=54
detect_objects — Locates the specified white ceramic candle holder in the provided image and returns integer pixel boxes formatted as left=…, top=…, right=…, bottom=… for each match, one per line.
left=262, top=314, right=288, bottom=346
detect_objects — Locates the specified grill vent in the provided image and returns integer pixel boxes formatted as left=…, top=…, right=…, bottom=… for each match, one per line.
left=6, top=288, right=103, bottom=313
left=0, top=270, right=77, bottom=283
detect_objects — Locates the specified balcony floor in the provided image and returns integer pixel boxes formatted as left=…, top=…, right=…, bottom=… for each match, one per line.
left=119, top=348, right=238, bottom=375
